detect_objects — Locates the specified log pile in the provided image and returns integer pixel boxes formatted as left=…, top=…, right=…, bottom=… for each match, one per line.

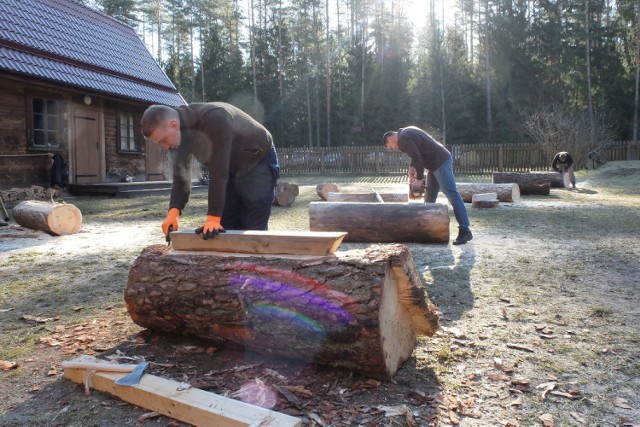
left=309, top=202, right=450, bottom=243
left=0, top=186, right=59, bottom=208
left=125, top=244, right=440, bottom=379
left=12, top=200, right=82, bottom=235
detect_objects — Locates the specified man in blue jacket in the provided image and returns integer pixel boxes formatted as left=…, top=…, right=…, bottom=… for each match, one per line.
left=383, top=126, right=472, bottom=245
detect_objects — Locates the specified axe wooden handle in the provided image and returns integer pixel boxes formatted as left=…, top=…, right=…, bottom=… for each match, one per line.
left=61, top=361, right=138, bottom=373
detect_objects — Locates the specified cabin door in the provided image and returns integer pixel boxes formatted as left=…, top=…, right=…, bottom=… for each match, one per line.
left=146, top=139, right=166, bottom=181
left=73, top=106, right=102, bottom=184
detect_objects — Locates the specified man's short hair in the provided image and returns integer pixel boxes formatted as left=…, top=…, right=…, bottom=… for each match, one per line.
left=382, top=131, right=394, bottom=147
left=559, top=153, right=567, bottom=161
left=141, top=105, right=178, bottom=137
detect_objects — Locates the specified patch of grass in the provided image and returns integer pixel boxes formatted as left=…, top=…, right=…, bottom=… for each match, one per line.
left=590, top=305, right=614, bottom=317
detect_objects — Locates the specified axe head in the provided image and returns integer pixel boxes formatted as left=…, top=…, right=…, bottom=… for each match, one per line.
left=114, top=361, right=150, bottom=386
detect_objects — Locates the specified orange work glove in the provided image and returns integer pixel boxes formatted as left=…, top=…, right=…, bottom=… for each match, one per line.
left=195, top=215, right=226, bottom=240
left=161, top=208, right=180, bottom=237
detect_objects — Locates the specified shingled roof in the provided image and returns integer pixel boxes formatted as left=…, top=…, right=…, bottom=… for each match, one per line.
left=0, top=0, right=185, bottom=107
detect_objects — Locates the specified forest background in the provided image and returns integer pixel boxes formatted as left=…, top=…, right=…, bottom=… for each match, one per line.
left=81, top=0, right=640, bottom=152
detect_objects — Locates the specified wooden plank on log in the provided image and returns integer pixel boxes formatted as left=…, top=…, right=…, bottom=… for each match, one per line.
left=456, top=183, right=520, bottom=203
left=125, top=244, right=440, bottom=379
left=12, top=200, right=82, bottom=235
left=471, top=193, right=498, bottom=202
left=170, top=230, right=347, bottom=255
left=63, top=355, right=302, bottom=427
left=326, top=192, right=409, bottom=203
left=309, top=202, right=449, bottom=243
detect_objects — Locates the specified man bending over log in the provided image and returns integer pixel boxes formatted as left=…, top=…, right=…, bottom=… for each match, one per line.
left=383, top=127, right=473, bottom=245
left=142, top=103, right=280, bottom=240
left=551, top=151, right=576, bottom=188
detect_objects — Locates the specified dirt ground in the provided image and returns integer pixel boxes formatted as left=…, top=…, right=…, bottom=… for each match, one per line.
left=1, top=161, right=639, bottom=427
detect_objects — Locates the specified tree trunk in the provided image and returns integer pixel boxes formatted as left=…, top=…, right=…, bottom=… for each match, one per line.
left=125, top=244, right=440, bottom=379
left=12, top=201, right=82, bottom=235
left=273, top=182, right=299, bottom=207
left=492, top=172, right=569, bottom=194
left=309, top=202, right=449, bottom=243
left=326, top=192, right=408, bottom=203
left=315, top=183, right=339, bottom=200
left=457, top=183, right=520, bottom=203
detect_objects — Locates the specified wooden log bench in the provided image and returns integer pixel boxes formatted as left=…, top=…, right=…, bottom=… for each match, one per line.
left=457, top=183, right=520, bottom=203
left=125, top=242, right=440, bottom=380
left=309, top=202, right=449, bottom=243
left=492, top=172, right=569, bottom=195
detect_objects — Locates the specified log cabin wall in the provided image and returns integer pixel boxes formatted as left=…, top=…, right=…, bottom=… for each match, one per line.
left=103, top=103, right=148, bottom=183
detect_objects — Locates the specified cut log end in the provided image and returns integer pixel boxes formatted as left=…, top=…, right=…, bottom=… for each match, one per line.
left=125, top=243, right=440, bottom=379
left=315, top=183, right=339, bottom=201
left=12, top=200, right=82, bottom=235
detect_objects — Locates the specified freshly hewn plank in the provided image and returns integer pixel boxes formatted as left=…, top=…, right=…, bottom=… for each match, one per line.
left=63, top=355, right=301, bottom=427
left=326, top=192, right=409, bottom=203
left=169, top=230, right=347, bottom=255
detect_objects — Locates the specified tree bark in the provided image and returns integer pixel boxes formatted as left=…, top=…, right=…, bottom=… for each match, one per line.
left=309, top=202, right=449, bottom=243
left=273, top=182, right=299, bottom=207
left=315, top=183, right=339, bottom=200
left=492, top=172, right=569, bottom=194
left=125, top=244, right=440, bottom=379
left=457, top=183, right=520, bottom=203
left=12, top=200, right=82, bottom=235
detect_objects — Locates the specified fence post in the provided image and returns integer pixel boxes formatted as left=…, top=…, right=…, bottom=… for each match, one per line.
left=498, top=144, right=504, bottom=172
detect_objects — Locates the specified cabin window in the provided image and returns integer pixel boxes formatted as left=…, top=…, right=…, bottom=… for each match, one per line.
left=118, top=111, right=141, bottom=153
left=31, top=98, right=61, bottom=149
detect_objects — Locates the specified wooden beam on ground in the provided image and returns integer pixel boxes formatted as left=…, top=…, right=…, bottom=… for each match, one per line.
left=456, top=183, right=520, bottom=203
left=471, top=193, right=499, bottom=208
left=63, top=355, right=301, bottom=427
left=326, top=192, right=409, bottom=203
left=169, top=230, right=347, bottom=256
left=309, top=202, right=449, bottom=243
left=125, top=244, right=439, bottom=380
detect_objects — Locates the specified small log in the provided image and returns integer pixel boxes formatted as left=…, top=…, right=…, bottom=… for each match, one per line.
left=457, top=183, right=520, bottom=203
left=315, top=183, right=339, bottom=201
left=125, top=244, right=440, bottom=379
left=326, top=192, right=409, bottom=203
left=309, top=202, right=449, bottom=243
left=471, top=193, right=499, bottom=208
left=273, top=182, right=299, bottom=207
left=12, top=200, right=82, bottom=235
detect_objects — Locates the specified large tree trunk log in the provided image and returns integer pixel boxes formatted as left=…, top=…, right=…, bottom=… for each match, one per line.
left=273, top=182, right=299, bottom=207
left=125, top=244, right=440, bottom=379
left=309, top=202, right=449, bottom=243
left=457, top=183, right=520, bottom=203
left=492, top=172, right=569, bottom=195
left=12, top=200, right=82, bottom=235
left=315, top=183, right=339, bottom=200
left=326, top=192, right=409, bottom=203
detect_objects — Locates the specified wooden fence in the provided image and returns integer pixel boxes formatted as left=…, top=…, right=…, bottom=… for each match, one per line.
left=276, top=141, right=639, bottom=176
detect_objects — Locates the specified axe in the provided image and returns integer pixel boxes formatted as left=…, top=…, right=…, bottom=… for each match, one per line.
left=61, top=360, right=150, bottom=386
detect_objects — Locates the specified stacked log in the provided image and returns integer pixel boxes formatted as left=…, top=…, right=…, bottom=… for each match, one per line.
left=309, top=202, right=449, bottom=243
left=457, top=183, right=520, bottom=203
left=124, top=244, right=440, bottom=379
left=12, top=200, right=82, bottom=235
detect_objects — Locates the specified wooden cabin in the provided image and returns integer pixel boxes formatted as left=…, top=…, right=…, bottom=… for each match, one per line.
left=0, top=0, right=185, bottom=193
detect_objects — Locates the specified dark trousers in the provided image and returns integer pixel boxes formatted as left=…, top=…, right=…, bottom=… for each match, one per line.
left=221, top=146, right=279, bottom=230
